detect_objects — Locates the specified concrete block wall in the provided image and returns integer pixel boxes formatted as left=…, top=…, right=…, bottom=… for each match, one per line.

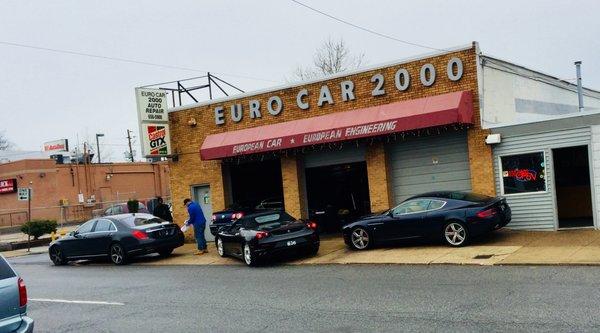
left=591, top=125, right=600, bottom=228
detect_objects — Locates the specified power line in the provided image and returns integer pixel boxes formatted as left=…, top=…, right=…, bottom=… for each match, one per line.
left=0, top=40, right=278, bottom=83
left=289, top=0, right=444, bottom=51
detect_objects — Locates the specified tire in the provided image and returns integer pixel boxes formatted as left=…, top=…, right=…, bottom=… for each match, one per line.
left=308, top=244, right=319, bottom=256
left=216, top=237, right=226, bottom=258
left=242, top=243, right=258, bottom=267
left=49, top=246, right=66, bottom=266
left=109, top=243, right=127, bottom=265
left=157, top=248, right=174, bottom=257
left=443, top=221, right=469, bottom=247
left=348, top=227, right=372, bottom=251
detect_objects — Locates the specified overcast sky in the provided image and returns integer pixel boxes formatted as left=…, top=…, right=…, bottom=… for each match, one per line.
left=2, top=0, right=599, bottom=161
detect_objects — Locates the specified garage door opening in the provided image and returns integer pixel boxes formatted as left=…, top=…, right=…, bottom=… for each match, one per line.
left=553, top=145, right=593, bottom=228
left=225, top=158, right=284, bottom=210
left=305, top=162, right=371, bottom=233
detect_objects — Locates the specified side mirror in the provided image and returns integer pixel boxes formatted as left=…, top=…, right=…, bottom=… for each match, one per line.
left=72, top=231, right=81, bottom=238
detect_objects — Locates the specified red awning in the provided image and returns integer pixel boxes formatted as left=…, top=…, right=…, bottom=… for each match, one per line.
left=200, top=91, right=473, bottom=160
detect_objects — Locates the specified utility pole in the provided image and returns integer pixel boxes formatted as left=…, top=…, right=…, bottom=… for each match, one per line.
left=126, top=129, right=134, bottom=162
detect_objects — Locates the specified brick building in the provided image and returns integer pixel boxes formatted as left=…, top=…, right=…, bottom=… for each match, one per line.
left=0, top=159, right=170, bottom=227
left=167, top=43, right=496, bottom=239
left=166, top=42, right=600, bottom=235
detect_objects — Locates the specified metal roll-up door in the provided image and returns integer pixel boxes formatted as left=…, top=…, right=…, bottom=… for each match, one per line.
left=388, top=131, right=472, bottom=204
left=303, top=145, right=366, bottom=168
left=492, top=126, right=591, bottom=230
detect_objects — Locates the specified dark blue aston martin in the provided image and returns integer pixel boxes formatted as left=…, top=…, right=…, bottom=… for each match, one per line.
left=342, top=191, right=511, bottom=250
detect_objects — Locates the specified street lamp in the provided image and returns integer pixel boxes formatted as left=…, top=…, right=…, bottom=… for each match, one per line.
left=95, top=133, right=105, bottom=163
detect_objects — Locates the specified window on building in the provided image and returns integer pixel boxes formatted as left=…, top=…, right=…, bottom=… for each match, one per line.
left=500, top=152, right=546, bottom=194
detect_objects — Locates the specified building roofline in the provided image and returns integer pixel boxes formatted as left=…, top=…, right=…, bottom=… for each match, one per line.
left=480, top=54, right=600, bottom=98
left=168, top=42, right=477, bottom=113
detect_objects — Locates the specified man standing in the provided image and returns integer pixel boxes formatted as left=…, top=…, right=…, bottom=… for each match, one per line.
left=152, top=197, right=173, bottom=222
left=184, top=198, right=207, bottom=255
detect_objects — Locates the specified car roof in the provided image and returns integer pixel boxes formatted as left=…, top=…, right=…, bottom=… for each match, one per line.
left=406, top=191, right=492, bottom=202
left=105, top=213, right=156, bottom=221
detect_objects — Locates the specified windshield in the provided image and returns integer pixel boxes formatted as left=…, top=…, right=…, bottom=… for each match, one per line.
left=245, top=212, right=296, bottom=231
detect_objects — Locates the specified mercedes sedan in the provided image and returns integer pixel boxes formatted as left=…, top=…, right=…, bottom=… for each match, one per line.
left=49, top=213, right=184, bottom=265
left=215, top=211, right=319, bottom=266
left=343, top=191, right=511, bottom=250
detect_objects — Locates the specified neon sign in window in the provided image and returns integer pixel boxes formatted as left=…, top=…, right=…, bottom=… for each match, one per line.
left=501, top=152, right=546, bottom=194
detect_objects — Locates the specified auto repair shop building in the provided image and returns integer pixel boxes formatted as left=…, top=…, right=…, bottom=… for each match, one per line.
left=167, top=42, right=496, bottom=236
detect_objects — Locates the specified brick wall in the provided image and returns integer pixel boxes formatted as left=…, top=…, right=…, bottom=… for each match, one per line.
left=168, top=44, right=495, bottom=223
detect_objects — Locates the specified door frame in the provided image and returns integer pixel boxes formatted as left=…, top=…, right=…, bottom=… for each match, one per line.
left=551, top=144, right=597, bottom=230
left=189, top=183, right=214, bottom=241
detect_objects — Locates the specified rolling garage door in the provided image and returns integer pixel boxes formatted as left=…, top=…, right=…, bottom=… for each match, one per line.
left=387, top=131, right=472, bottom=204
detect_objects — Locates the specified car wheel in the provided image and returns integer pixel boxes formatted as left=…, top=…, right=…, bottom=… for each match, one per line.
left=443, top=221, right=469, bottom=247
left=49, top=246, right=66, bottom=266
left=308, top=244, right=319, bottom=256
left=110, top=243, right=127, bottom=265
left=216, top=237, right=226, bottom=257
left=243, top=243, right=258, bottom=267
left=349, top=227, right=372, bottom=250
left=158, top=248, right=174, bottom=257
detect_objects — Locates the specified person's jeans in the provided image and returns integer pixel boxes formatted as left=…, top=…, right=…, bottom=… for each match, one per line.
left=193, top=223, right=207, bottom=250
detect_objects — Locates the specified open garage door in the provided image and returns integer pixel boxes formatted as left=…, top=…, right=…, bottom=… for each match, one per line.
left=387, top=131, right=472, bottom=204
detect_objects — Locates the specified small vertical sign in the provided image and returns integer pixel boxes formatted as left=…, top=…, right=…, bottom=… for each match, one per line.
left=135, top=88, right=171, bottom=157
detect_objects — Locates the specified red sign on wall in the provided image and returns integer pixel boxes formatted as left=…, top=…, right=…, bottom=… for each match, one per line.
left=0, top=178, right=17, bottom=194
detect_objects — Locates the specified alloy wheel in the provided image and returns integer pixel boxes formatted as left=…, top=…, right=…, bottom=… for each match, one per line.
left=110, top=244, right=124, bottom=265
left=351, top=228, right=370, bottom=250
left=444, top=222, right=467, bottom=246
left=243, top=244, right=252, bottom=265
left=50, top=247, right=63, bottom=265
left=217, top=238, right=224, bottom=257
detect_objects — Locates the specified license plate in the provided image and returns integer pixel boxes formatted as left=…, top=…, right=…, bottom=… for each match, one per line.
left=287, top=240, right=297, bottom=246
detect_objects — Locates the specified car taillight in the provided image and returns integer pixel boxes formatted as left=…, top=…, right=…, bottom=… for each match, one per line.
left=211, top=214, right=217, bottom=222
left=132, top=230, right=148, bottom=240
left=232, top=212, right=245, bottom=220
left=255, top=231, right=269, bottom=240
left=306, top=221, right=318, bottom=230
left=476, top=208, right=497, bottom=218
left=18, top=277, right=27, bottom=307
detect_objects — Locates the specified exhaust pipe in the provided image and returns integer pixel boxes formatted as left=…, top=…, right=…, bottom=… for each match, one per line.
left=575, top=61, right=584, bottom=112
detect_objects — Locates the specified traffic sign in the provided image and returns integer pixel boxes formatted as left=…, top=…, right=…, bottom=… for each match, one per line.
left=18, top=188, right=29, bottom=201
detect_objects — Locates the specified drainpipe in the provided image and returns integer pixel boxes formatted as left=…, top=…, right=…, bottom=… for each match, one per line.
left=575, top=61, right=584, bottom=112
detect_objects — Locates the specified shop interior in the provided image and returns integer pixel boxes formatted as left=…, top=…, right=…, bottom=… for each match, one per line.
left=553, top=145, right=594, bottom=228
left=305, top=162, right=371, bottom=233
left=224, top=158, right=284, bottom=211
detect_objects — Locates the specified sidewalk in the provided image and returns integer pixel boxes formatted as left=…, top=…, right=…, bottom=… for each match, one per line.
left=137, top=228, right=600, bottom=266
left=4, top=229, right=600, bottom=266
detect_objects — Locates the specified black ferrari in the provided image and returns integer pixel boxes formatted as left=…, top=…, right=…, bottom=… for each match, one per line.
left=215, top=211, right=319, bottom=266
left=343, top=191, right=511, bottom=250
left=49, top=213, right=184, bottom=265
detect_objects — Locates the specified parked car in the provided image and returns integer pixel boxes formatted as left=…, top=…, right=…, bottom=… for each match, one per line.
left=0, top=254, right=33, bottom=333
left=343, top=191, right=511, bottom=250
left=255, top=197, right=284, bottom=210
left=209, top=202, right=256, bottom=236
left=215, top=211, right=319, bottom=266
left=102, top=202, right=150, bottom=216
left=49, top=213, right=184, bottom=265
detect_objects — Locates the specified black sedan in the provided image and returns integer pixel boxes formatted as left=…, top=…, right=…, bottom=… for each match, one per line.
left=215, top=211, right=319, bottom=266
left=209, top=202, right=256, bottom=236
left=49, top=213, right=184, bottom=265
left=343, top=191, right=511, bottom=250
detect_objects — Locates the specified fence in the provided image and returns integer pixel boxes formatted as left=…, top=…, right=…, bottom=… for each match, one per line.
left=0, top=195, right=172, bottom=229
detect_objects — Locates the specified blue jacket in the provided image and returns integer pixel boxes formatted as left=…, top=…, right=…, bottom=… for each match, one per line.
left=186, top=201, right=206, bottom=226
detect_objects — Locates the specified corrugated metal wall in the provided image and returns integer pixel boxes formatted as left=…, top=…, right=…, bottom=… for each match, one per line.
left=387, top=131, right=472, bottom=204
left=492, top=127, right=591, bottom=230
left=304, top=145, right=366, bottom=168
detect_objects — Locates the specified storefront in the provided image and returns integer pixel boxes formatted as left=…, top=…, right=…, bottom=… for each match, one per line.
left=167, top=43, right=496, bottom=233
left=480, top=55, right=600, bottom=230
